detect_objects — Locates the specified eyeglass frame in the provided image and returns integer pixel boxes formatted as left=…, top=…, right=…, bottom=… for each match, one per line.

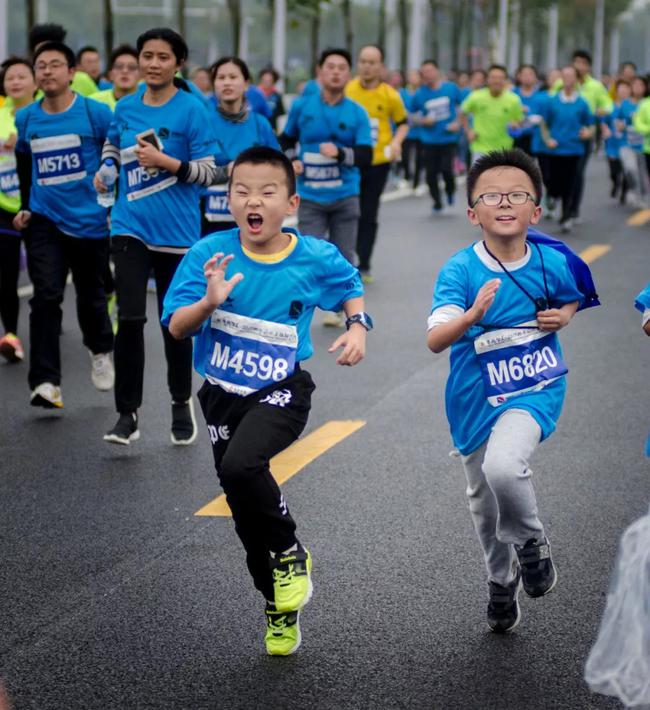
left=34, top=60, right=71, bottom=72
left=470, top=191, right=539, bottom=208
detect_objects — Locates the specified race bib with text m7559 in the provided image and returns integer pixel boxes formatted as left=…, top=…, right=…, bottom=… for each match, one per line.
left=205, top=310, right=298, bottom=396
left=121, top=146, right=177, bottom=202
left=204, top=183, right=231, bottom=222
left=302, top=151, right=342, bottom=189
left=474, top=321, right=568, bottom=407
left=31, top=134, right=86, bottom=185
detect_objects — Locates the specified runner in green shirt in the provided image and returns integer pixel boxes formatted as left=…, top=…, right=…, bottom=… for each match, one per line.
left=460, top=64, right=524, bottom=159
left=90, top=45, right=140, bottom=110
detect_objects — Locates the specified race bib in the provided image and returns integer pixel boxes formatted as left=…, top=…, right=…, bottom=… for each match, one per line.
left=302, top=151, right=342, bottom=189
left=204, top=183, right=231, bottom=222
left=474, top=322, right=567, bottom=407
left=205, top=310, right=298, bottom=396
left=626, top=126, right=644, bottom=148
left=0, top=155, right=19, bottom=198
left=370, top=117, right=380, bottom=145
left=121, top=146, right=177, bottom=202
left=31, top=134, right=86, bottom=185
left=425, top=97, right=451, bottom=122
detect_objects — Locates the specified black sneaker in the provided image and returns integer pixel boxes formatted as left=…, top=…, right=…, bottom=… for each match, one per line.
left=170, top=398, right=197, bottom=445
left=487, top=569, right=522, bottom=633
left=515, top=537, right=557, bottom=598
left=103, top=412, right=139, bottom=445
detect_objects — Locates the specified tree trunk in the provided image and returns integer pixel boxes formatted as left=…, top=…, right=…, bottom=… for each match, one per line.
left=466, top=0, right=475, bottom=70
left=428, top=0, right=439, bottom=62
left=342, top=0, right=353, bottom=54
left=177, top=0, right=186, bottom=39
left=451, top=0, right=467, bottom=71
left=378, top=0, right=386, bottom=48
left=310, top=3, right=321, bottom=76
left=26, top=0, right=36, bottom=52
left=398, top=0, right=408, bottom=72
left=227, top=0, right=241, bottom=54
left=103, top=0, right=114, bottom=60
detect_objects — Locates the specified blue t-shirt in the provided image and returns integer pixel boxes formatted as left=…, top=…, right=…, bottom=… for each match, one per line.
left=431, top=242, right=583, bottom=455
left=108, top=89, right=219, bottom=249
left=161, top=228, right=364, bottom=393
left=530, top=91, right=551, bottom=155
left=283, top=92, right=372, bottom=204
left=411, top=82, right=461, bottom=145
left=635, top=282, right=650, bottom=313
left=15, top=94, right=112, bottom=238
left=619, top=99, right=644, bottom=152
left=203, top=109, right=279, bottom=223
left=543, top=93, right=594, bottom=156
left=513, top=87, right=541, bottom=138
left=603, top=109, right=623, bottom=159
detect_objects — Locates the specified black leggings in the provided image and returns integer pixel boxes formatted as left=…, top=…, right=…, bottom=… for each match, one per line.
left=198, top=370, right=315, bottom=601
left=111, top=235, right=192, bottom=414
left=0, top=218, right=21, bottom=334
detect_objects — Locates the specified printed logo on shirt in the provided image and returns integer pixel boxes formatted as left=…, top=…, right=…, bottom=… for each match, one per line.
left=289, top=301, right=304, bottom=318
left=260, top=389, right=292, bottom=408
left=159, top=127, right=170, bottom=139
left=279, top=494, right=289, bottom=516
left=207, top=424, right=231, bottom=444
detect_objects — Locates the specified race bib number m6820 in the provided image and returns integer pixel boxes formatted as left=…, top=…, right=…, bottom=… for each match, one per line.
left=474, top=322, right=567, bottom=407
left=205, top=310, right=298, bottom=396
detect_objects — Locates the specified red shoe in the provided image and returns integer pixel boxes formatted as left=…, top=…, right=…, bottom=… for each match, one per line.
left=0, top=333, right=24, bottom=363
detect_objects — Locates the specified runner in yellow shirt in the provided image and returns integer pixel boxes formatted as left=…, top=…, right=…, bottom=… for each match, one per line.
left=345, top=44, right=408, bottom=281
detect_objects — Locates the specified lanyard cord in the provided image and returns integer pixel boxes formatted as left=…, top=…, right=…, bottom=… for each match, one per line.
left=482, top=240, right=550, bottom=308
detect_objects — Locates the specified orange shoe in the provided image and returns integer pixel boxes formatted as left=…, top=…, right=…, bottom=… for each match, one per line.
left=0, top=333, right=24, bottom=363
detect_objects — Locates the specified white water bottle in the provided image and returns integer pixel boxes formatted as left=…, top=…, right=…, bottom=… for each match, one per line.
left=97, top=158, right=118, bottom=208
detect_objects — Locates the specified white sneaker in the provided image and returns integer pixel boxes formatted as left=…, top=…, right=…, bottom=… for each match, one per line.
left=322, top=311, right=345, bottom=328
left=90, top=352, right=115, bottom=391
left=30, top=382, right=63, bottom=409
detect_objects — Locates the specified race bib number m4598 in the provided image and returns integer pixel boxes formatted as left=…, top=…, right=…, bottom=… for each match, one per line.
left=205, top=310, right=298, bottom=396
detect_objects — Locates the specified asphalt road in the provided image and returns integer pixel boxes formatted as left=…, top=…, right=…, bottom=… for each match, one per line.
left=1, top=156, right=649, bottom=710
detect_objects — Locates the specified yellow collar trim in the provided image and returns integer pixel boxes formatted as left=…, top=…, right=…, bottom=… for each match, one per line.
left=241, top=232, right=298, bottom=263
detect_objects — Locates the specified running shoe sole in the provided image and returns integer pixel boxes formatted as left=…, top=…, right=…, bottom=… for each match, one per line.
left=103, top=430, right=140, bottom=445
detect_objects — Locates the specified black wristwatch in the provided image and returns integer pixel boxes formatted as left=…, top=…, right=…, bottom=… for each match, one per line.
left=345, top=312, right=373, bottom=331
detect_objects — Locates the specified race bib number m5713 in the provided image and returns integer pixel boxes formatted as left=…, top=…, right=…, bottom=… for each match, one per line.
left=31, top=134, right=86, bottom=185
left=474, top=322, right=567, bottom=407
left=205, top=310, right=298, bottom=396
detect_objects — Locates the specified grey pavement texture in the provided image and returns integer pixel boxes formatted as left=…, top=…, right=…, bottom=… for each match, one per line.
left=1, top=156, right=649, bottom=710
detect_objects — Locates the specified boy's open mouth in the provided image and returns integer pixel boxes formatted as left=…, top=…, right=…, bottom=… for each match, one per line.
left=247, top=213, right=264, bottom=232
left=495, top=215, right=516, bottom=222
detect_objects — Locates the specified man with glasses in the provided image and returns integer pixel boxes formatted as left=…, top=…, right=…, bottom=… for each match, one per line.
left=13, top=41, right=114, bottom=409
left=90, top=45, right=140, bottom=110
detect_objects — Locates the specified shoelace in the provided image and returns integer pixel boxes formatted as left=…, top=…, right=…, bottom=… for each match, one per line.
left=272, top=564, right=296, bottom=587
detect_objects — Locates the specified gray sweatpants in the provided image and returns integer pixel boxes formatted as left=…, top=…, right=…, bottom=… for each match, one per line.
left=460, top=408, right=545, bottom=587
left=298, top=196, right=360, bottom=266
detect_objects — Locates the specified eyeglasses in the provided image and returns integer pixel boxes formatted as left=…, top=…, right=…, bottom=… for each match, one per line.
left=34, top=60, right=69, bottom=71
left=471, top=191, right=537, bottom=208
left=113, top=63, right=139, bottom=72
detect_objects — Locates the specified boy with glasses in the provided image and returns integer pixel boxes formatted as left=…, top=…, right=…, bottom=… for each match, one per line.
left=427, top=149, right=585, bottom=633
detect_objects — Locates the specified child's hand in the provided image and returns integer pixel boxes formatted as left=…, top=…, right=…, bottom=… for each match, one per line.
left=327, top=325, right=366, bottom=366
left=536, top=308, right=571, bottom=331
left=467, top=278, right=501, bottom=324
left=204, top=253, right=244, bottom=309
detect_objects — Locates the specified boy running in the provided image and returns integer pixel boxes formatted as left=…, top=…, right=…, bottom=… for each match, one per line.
left=427, top=149, right=583, bottom=633
left=162, top=147, right=370, bottom=655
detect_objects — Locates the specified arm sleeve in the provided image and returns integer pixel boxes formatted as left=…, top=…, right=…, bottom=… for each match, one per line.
left=101, top=140, right=121, bottom=166
left=316, top=242, right=364, bottom=312
left=14, top=111, right=32, bottom=210
left=16, top=149, right=32, bottom=211
left=338, top=145, right=373, bottom=167
left=176, top=156, right=219, bottom=186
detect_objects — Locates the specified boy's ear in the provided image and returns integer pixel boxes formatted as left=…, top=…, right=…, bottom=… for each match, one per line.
left=286, top=192, right=300, bottom=215
left=467, top=206, right=480, bottom=226
left=529, top=204, right=542, bottom=225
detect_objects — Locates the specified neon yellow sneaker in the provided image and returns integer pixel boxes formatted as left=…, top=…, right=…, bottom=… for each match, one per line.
left=264, top=604, right=301, bottom=656
left=270, top=547, right=313, bottom=613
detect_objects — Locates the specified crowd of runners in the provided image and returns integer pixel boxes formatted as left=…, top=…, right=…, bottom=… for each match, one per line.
left=0, top=22, right=648, bottom=665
